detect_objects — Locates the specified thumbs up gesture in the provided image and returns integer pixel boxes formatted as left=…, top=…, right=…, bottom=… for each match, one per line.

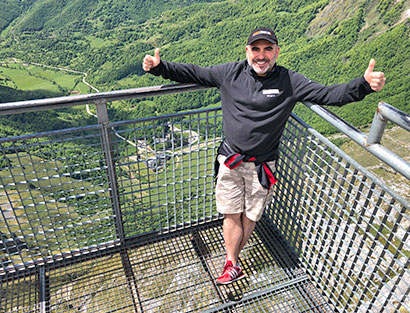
left=364, top=59, right=386, bottom=92
left=143, top=48, right=161, bottom=72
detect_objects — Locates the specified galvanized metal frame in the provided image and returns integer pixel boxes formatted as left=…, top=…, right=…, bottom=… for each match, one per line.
left=267, top=113, right=409, bottom=312
left=368, top=102, right=410, bottom=144
left=304, top=101, right=410, bottom=179
left=0, top=84, right=408, bottom=312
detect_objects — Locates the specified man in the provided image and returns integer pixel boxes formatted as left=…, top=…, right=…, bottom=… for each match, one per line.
left=143, top=27, right=386, bottom=285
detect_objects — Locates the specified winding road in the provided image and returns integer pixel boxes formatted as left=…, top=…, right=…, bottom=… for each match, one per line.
left=3, top=58, right=200, bottom=164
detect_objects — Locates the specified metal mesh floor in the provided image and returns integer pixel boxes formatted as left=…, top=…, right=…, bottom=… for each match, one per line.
left=1, top=217, right=331, bottom=313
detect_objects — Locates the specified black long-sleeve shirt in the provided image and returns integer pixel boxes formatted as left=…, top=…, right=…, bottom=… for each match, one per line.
left=150, top=60, right=374, bottom=161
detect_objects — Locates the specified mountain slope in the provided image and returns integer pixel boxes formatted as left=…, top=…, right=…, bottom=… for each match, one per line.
left=0, top=0, right=409, bottom=135
left=0, top=0, right=37, bottom=31
left=10, top=0, right=222, bottom=32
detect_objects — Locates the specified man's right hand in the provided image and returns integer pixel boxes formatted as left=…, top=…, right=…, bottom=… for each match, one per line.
left=143, top=48, right=160, bottom=72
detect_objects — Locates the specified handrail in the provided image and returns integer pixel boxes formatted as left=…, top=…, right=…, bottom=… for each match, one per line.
left=303, top=101, right=410, bottom=180
left=1, top=84, right=408, bottom=179
left=367, top=101, right=410, bottom=144
left=1, top=86, right=408, bottom=312
left=0, top=83, right=211, bottom=115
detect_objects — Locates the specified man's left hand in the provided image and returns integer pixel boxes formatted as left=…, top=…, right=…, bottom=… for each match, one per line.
left=364, top=59, right=386, bottom=92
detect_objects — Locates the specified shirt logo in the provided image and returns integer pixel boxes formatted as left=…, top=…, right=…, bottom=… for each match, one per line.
left=263, top=89, right=280, bottom=97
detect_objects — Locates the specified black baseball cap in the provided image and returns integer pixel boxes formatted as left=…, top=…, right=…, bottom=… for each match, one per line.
left=247, top=27, right=278, bottom=45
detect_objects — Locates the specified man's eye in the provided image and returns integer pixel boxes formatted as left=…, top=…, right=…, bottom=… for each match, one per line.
left=251, top=47, right=259, bottom=52
left=265, top=47, right=273, bottom=51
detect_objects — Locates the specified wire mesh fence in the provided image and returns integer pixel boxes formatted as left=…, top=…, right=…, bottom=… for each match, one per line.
left=266, top=115, right=409, bottom=313
left=0, top=86, right=408, bottom=312
left=109, top=108, right=223, bottom=238
left=0, top=125, right=117, bottom=273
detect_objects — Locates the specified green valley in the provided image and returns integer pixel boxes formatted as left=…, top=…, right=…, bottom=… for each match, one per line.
left=0, top=0, right=409, bottom=136
left=0, top=3, right=408, bottom=310
left=0, top=60, right=90, bottom=94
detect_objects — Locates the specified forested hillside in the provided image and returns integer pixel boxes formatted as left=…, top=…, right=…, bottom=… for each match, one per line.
left=0, top=0, right=409, bottom=136
left=0, top=0, right=37, bottom=31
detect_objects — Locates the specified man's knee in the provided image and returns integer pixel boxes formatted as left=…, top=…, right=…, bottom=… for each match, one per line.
left=224, top=213, right=242, bottom=223
left=242, top=214, right=256, bottom=225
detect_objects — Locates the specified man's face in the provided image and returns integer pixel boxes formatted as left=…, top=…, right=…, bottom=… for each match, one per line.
left=246, top=40, right=280, bottom=76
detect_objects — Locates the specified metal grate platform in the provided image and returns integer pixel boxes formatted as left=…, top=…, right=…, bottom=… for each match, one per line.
left=1, top=218, right=330, bottom=312
left=1, top=84, right=408, bottom=312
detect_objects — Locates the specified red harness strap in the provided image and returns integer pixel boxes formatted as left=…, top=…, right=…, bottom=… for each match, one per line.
left=223, top=153, right=277, bottom=190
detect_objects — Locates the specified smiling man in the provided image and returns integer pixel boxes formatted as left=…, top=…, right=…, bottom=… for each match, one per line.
left=143, top=27, right=386, bottom=285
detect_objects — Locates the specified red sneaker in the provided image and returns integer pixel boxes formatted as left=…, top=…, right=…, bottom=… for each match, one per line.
left=216, top=260, right=245, bottom=285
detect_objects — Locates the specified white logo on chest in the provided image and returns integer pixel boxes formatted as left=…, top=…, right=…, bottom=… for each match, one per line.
left=262, top=89, right=280, bottom=97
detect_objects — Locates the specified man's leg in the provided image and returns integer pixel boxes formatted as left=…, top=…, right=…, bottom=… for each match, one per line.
left=217, top=213, right=247, bottom=285
left=236, top=214, right=256, bottom=260
left=223, top=213, right=256, bottom=264
left=223, top=213, right=243, bottom=265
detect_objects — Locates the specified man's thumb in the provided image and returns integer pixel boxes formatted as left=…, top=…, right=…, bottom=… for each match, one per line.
left=154, top=48, right=160, bottom=59
left=366, top=59, right=375, bottom=74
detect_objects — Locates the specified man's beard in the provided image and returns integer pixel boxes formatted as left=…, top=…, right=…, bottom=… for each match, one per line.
left=247, top=57, right=274, bottom=76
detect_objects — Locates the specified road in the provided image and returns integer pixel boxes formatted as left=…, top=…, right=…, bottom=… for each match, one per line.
left=3, top=58, right=207, bottom=170
left=7, top=58, right=99, bottom=117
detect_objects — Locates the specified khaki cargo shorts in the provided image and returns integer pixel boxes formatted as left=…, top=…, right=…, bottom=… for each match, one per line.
left=215, top=155, right=276, bottom=222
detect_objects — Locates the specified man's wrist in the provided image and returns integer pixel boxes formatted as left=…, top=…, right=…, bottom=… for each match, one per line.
left=362, top=75, right=375, bottom=94
left=149, top=60, right=164, bottom=76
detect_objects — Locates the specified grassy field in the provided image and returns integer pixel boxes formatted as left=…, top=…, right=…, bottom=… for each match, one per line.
left=1, top=63, right=61, bottom=91
left=84, top=34, right=114, bottom=49
left=0, top=61, right=91, bottom=95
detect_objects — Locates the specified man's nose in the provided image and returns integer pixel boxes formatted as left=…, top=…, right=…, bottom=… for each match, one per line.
left=254, top=51, right=262, bottom=59
left=257, top=50, right=267, bottom=58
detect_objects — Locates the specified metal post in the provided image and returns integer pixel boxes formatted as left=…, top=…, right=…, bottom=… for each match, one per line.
left=95, top=100, right=140, bottom=312
left=95, top=100, right=125, bottom=242
left=38, top=266, right=50, bottom=313
left=367, top=109, right=387, bottom=145
left=303, top=101, right=410, bottom=180
left=367, top=102, right=410, bottom=145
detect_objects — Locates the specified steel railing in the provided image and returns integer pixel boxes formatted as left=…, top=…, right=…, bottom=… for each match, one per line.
left=0, top=84, right=408, bottom=313
left=305, top=101, right=410, bottom=180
